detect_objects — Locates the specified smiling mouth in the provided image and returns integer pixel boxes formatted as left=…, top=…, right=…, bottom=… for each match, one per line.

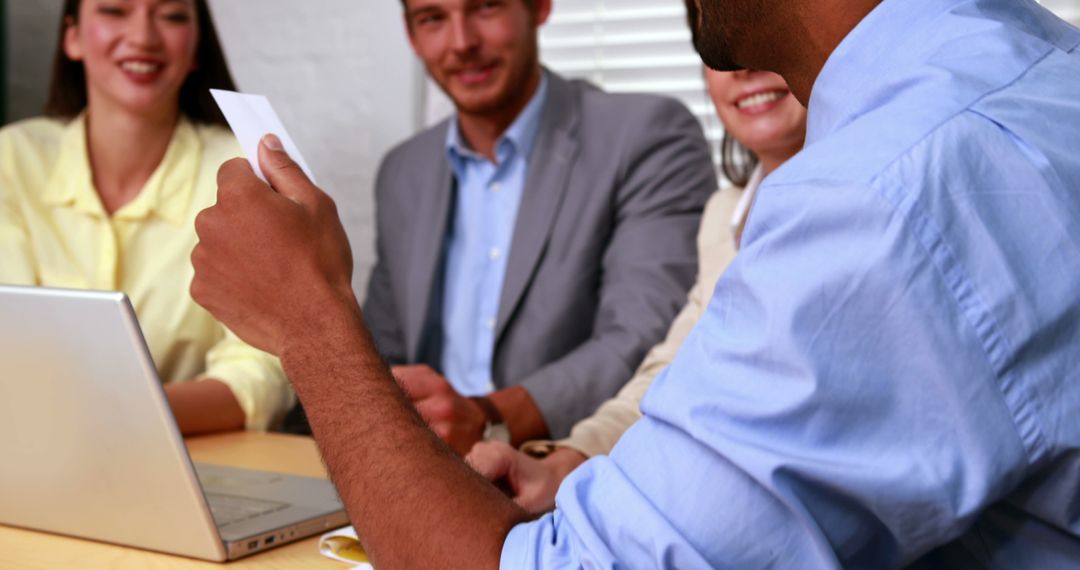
left=120, top=60, right=164, bottom=76
left=454, top=64, right=496, bottom=86
left=735, top=90, right=788, bottom=110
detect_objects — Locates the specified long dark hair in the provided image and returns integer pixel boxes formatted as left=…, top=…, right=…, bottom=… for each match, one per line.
left=44, top=0, right=236, bottom=126
left=720, top=130, right=759, bottom=188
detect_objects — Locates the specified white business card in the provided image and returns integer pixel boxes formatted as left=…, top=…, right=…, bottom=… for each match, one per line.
left=210, top=89, right=317, bottom=185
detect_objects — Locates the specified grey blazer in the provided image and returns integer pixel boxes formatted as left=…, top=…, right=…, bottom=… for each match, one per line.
left=363, top=71, right=716, bottom=438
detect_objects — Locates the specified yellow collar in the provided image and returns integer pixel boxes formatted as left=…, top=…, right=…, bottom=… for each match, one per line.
left=43, top=115, right=201, bottom=226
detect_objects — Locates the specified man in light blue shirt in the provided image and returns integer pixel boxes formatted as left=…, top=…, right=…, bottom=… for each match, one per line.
left=441, top=76, right=548, bottom=397
left=190, top=0, right=1080, bottom=566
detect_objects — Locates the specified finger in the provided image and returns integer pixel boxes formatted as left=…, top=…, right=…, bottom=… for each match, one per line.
left=193, top=205, right=213, bottom=242
left=395, top=368, right=445, bottom=398
left=431, top=422, right=452, bottom=443
left=392, top=364, right=426, bottom=375
left=515, top=487, right=554, bottom=514
left=391, top=365, right=418, bottom=386
left=258, top=134, right=319, bottom=205
left=189, top=243, right=212, bottom=309
left=396, top=374, right=428, bottom=400
left=413, top=397, right=452, bottom=424
left=465, top=442, right=514, bottom=479
left=476, top=456, right=512, bottom=483
left=216, top=157, right=261, bottom=197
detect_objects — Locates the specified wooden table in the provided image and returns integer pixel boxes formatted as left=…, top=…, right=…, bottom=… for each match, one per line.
left=0, top=432, right=349, bottom=569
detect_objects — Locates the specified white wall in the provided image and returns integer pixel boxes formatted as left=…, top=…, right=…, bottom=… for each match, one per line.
left=1043, top=0, right=1080, bottom=25
left=207, top=0, right=422, bottom=301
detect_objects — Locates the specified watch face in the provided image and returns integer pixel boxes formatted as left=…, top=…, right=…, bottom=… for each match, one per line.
left=485, top=422, right=511, bottom=444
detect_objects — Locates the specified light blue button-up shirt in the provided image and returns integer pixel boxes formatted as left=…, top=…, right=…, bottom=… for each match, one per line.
left=502, top=0, right=1080, bottom=567
left=442, top=76, right=548, bottom=396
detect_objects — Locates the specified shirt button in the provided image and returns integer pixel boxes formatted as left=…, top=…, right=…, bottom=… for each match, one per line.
left=489, top=247, right=502, bottom=260
left=485, top=319, right=497, bottom=330
left=490, top=182, right=502, bottom=193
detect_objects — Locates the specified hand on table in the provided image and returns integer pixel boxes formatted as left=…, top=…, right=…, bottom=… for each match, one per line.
left=393, top=365, right=487, bottom=456
left=191, top=135, right=358, bottom=356
left=466, top=442, right=588, bottom=515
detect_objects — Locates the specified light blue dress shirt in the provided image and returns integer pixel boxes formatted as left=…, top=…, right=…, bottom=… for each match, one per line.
left=442, top=77, right=549, bottom=396
left=502, top=0, right=1080, bottom=567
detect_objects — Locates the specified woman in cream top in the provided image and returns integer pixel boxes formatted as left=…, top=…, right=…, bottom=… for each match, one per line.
left=468, top=68, right=809, bottom=512
left=0, top=0, right=290, bottom=432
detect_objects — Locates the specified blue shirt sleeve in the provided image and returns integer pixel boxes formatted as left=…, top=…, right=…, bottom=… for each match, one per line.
left=500, top=2, right=1080, bottom=563
left=501, top=175, right=1037, bottom=568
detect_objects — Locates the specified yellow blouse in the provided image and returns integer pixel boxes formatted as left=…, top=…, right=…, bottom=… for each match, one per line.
left=0, top=116, right=292, bottom=430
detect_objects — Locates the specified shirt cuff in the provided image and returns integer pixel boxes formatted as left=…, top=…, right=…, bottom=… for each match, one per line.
left=500, top=520, right=535, bottom=569
left=500, top=513, right=573, bottom=569
left=202, top=342, right=293, bottom=431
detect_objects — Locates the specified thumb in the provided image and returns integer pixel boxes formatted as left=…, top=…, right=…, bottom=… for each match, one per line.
left=466, top=444, right=512, bottom=482
left=258, top=133, right=317, bottom=204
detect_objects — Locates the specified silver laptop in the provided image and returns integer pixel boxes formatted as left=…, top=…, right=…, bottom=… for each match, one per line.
left=0, top=285, right=348, bottom=561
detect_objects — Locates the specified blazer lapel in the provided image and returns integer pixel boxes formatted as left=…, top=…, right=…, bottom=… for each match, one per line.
left=495, top=73, right=581, bottom=341
left=404, top=126, right=455, bottom=362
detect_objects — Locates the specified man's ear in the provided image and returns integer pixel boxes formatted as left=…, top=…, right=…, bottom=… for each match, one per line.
left=62, top=16, right=84, bottom=62
left=533, top=0, right=553, bottom=27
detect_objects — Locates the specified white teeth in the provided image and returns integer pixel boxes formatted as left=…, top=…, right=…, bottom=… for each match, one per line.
left=121, top=61, right=161, bottom=75
left=736, top=91, right=784, bottom=109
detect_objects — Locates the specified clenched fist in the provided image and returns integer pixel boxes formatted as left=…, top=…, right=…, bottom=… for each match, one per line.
left=191, top=134, right=358, bottom=356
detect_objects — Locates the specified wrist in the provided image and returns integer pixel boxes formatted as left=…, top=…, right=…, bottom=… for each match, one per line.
left=279, top=291, right=366, bottom=374
left=470, top=396, right=510, bottom=444
left=545, top=447, right=588, bottom=481
left=487, top=386, right=549, bottom=446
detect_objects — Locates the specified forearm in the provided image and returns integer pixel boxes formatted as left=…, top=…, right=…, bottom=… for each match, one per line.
left=282, top=303, right=528, bottom=569
left=203, top=335, right=294, bottom=430
left=165, top=379, right=246, bottom=436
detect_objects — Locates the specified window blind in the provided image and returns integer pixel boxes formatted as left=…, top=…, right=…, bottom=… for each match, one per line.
left=539, top=0, right=721, bottom=164
left=1042, top=0, right=1080, bottom=26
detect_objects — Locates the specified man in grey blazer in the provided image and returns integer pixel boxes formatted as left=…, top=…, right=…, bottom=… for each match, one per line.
left=357, top=0, right=714, bottom=455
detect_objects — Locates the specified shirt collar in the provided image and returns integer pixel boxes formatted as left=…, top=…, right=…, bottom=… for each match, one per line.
left=43, top=114, right=201, bottom=226
left=445, top=71, right=550, bottom=171
left=806, top=0, right=972, bottom=145
left=42, top=116, right=95, bottom=211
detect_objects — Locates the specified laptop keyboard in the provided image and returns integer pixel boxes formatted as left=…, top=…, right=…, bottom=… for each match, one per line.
left=205, top=493, right=289, bottom=527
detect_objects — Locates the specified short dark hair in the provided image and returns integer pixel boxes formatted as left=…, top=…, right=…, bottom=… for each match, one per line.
left=44, top=0, right=236, bottom=126
left=720, top=130, right=760, bottom=188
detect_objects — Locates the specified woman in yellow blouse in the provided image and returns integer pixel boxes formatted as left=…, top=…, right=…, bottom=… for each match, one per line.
left=0, top=0, right=291, bottom=434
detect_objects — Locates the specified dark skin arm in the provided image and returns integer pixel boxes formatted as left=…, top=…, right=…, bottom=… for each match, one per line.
left=191, top=135, right=529, bottom=568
